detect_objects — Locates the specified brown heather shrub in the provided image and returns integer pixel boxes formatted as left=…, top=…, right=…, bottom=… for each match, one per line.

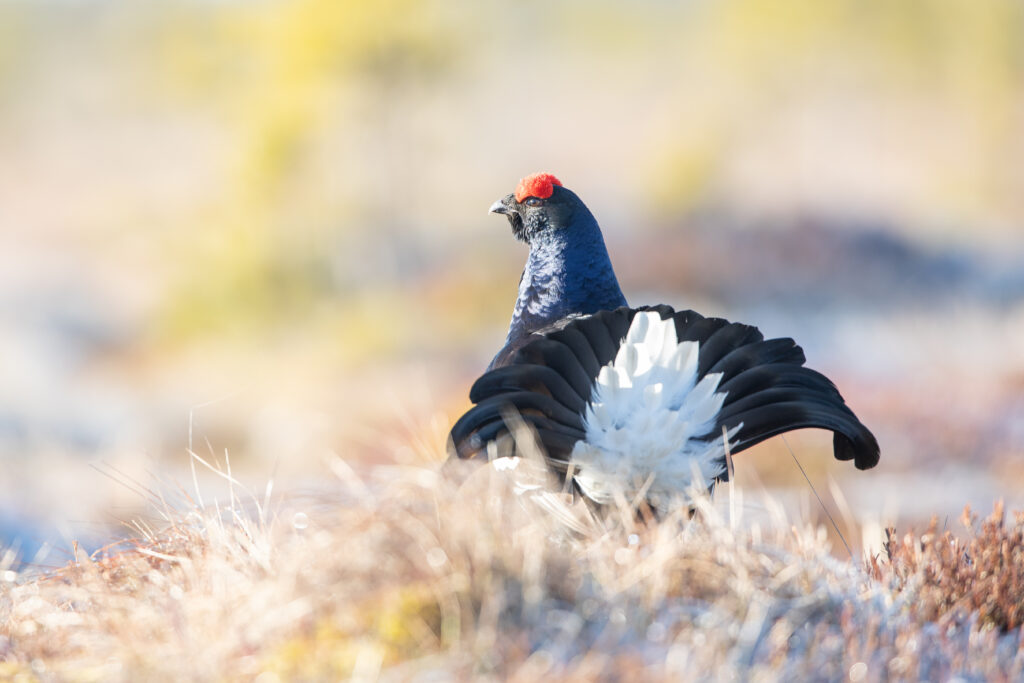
left=869, top=501, right=1024, bottom=631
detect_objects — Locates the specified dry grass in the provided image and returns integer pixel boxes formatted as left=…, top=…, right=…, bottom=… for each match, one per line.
left=1, top=445, right=1023, bottom=681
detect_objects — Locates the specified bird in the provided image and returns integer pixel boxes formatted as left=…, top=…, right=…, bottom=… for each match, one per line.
left=447, top=172, right=878, bottom=513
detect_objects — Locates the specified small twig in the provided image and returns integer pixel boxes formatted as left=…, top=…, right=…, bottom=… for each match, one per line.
left=781, top=435, right=853, bottom=560
left=723, top=426, right=736, bottom=531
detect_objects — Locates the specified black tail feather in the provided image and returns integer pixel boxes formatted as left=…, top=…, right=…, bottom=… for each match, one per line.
left=676, top=316, right=731, bottom=347
left=587, top=307, right=635, bottom=358
left=835, top=432, right=879, bottom=468
left=462, top=417, right=585, bottom=455
left=450, top=407, right=586, bottom=460
left=449, top=390, right=584, bottom=443
left=697, top=323, right=765, bottom=377
left=718, top=364, right=843, bottom=406
left=718, top=400, right=879, bottom=470
left=512, top=338, right=594, bottom=398
left=545, top=326, right=602, bottom=378
left=469, top=364, right=587, bottom=412
left=717, top=385, right=859, bottom=424
left=709, top=338, right=806, bottom=384
left=570, top=313, right=623, bottom=364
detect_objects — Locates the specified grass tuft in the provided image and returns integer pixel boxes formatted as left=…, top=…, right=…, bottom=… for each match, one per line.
left=1, top=451, right=1023, bottom=680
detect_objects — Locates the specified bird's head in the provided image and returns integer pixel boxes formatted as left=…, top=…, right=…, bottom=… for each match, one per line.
left=490, top=172, right=585, bottom=244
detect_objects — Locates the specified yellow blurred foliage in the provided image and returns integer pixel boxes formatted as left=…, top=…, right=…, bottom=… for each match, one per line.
left=141, top=0, right=466, bottom=341
left=5, top=1, right=1023, bottom=344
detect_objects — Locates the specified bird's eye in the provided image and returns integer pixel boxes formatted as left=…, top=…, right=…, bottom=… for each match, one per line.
left=524, top=197, right=544, bottom=207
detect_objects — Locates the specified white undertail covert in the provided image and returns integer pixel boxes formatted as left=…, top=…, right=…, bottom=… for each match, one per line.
left=570, top=312, right=740, bottom=512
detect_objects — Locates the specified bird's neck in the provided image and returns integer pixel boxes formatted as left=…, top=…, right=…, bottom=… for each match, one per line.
left=506, top=222, right=627, bottom=345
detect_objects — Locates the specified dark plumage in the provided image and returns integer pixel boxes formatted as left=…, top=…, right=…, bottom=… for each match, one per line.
left=487, top=179, right=627, bottom=369
left=448, top=174, right=879, bottom=507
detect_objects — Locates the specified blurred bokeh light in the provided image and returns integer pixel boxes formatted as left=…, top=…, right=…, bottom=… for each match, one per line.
left=2, top=0, right=1023, bottom=563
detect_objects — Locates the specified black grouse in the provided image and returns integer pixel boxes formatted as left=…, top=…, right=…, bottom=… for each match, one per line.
left=448, top=173, right=878, bottom=512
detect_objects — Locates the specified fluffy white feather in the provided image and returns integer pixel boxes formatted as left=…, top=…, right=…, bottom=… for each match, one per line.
left=570, top=312, right=741, bottom=512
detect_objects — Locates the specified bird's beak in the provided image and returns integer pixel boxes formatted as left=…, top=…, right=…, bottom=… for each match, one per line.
left=489, top=194, right=516, bottom=216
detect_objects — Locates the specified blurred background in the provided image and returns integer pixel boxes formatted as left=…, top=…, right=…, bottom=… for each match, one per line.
left=2, top=0, right=1023, bottom=565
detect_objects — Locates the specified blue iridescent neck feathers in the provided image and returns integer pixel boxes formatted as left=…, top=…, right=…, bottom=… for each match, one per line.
left=505, top=200, right=627, bottom=346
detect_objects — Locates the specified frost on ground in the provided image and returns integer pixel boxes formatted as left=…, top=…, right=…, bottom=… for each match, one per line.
left=1, top=450, right=1023, bottom=682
